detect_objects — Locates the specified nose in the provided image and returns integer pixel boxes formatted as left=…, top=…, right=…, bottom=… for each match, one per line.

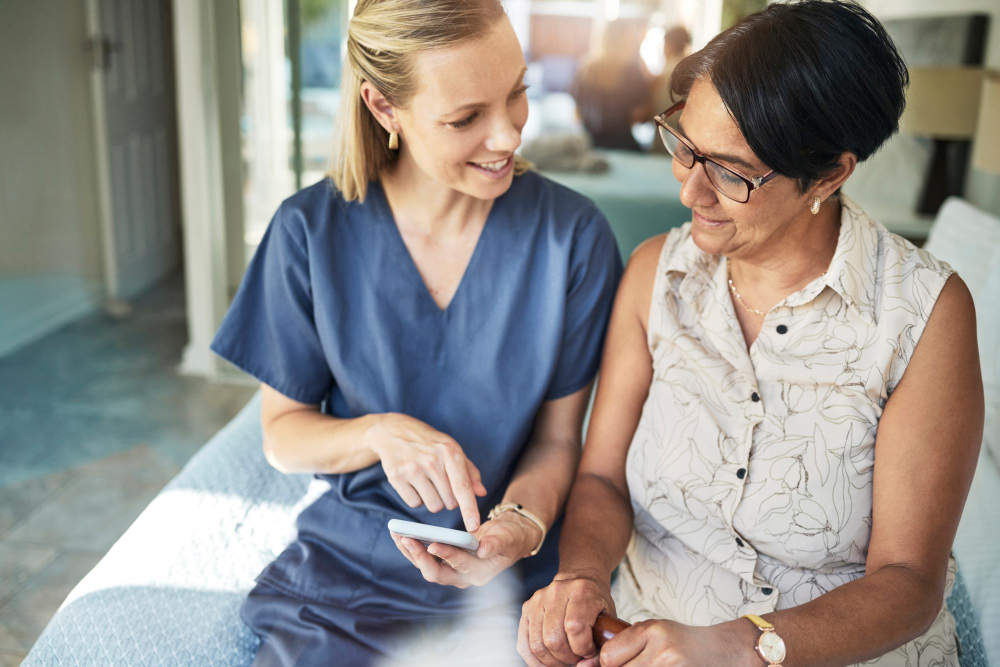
left=485, top=112, right=522, bottom=155
left=678, top=161, right=719, bottom=211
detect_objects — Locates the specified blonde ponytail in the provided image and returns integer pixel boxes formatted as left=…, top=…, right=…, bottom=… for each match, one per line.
left=330, top=57, right=396, bottom=202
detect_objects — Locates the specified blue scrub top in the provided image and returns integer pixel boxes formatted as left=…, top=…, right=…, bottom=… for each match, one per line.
left=211, top=171, right=622, bottom=620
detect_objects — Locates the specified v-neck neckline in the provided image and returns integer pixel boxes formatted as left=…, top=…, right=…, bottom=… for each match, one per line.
left=371, top=180, right=501, bottom=315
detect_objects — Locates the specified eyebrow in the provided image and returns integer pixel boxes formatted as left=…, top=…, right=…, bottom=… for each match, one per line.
left=442, top=67, right=529, bottom=117
left=676, top=117, right=758, bottom=172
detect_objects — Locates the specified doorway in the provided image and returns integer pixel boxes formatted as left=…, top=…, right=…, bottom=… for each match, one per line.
left=0, top=0, right=181, bottom=360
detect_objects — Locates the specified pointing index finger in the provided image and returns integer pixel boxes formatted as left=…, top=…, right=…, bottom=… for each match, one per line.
left=443, top=449, right=481, bottom=532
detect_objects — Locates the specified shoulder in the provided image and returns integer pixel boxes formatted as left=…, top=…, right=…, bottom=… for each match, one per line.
left=627, top=233, right=669, bottom=279
left=923, top=273, right=977, bottom=348
left=623, top=222, right=696, bottom=287
left=510, top=170, right=617, bottom=245
left=511, top=170, right=602, bottom=219
left=837, top=200, right=954, bottom=326
left=876, top=223, right=955, bottom=323
left=615, top=231, right=675, bottom=330
left=881, top=226, right=954, bottom=283
left=271, top=178, right=350, bottom=246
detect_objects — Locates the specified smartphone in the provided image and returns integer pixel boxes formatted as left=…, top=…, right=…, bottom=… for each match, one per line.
left=387, top=519, right=480, bottom=553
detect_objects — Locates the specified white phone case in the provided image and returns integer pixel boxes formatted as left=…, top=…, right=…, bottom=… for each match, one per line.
left=387, top=519, right=480, bottom=552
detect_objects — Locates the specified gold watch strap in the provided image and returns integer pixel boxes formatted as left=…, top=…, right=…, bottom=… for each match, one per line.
left=741, top=614, right=775, bottom=631
left=488, top=503, right=547, bottom=556
left=742, top=614, right=784, bottom=667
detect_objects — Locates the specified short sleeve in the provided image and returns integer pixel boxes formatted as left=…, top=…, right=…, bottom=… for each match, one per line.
left=210, top=204, right=333, bottom=404
left=545, top=208, right=624, bottom=400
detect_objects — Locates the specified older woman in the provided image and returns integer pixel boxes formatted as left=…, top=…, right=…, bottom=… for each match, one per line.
left=519, top=1, right=984, bottom=665
left=210, top=0, right=621, bottom=664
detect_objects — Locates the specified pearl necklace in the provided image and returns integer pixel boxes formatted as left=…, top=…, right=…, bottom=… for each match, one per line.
left=727, top=262, right=827, bottom=318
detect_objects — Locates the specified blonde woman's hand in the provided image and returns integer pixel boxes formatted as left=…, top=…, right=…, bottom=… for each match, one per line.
left=366, top=412, right=487, bottom=532
left=390, top=511, right=542, bottom=588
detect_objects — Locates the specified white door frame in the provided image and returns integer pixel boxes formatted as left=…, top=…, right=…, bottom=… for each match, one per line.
left=172, top=0, right=231, bottom=379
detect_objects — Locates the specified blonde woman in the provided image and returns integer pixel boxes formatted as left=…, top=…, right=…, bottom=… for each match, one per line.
left=210, top=0, right=621, bottom=664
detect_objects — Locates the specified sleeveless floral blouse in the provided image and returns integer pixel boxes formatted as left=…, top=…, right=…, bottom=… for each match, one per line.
left=613, top=197, right=959, bottom=665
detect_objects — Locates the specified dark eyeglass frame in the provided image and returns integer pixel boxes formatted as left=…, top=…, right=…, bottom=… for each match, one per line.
left=654, top=101, right=779, bottom=203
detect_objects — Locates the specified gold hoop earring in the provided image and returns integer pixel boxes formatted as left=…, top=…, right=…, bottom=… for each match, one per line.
left=388, top=131, right=399, bottom=150
left=810, top=196, right=821, bottom=215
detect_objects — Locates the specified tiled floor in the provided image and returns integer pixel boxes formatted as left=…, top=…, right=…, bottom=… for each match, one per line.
left=0, top=273, right=256, bottom=663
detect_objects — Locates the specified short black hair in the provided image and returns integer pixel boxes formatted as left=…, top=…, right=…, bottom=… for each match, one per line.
left=670, top=0, right=909, bottom=192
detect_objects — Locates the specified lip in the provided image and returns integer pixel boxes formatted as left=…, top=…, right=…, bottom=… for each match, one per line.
left=468, top=155, right=514, bottom=180
left=693, top=210, right=730, bottom=229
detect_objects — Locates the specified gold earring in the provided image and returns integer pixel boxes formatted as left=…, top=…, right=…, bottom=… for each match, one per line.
left=388, top=130, right=399, bottom=150
left=810, top=196, right=821, bottom=215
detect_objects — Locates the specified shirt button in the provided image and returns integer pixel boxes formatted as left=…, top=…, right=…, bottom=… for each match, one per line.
left=737, top=468, right=746, bottom=479
left=736, top=537, right=744, bottom=548
left=776, top=324, right=788, bottom=334
left=751, top=392, right=760, bottom=402
left=762, top=587, right=773, bottom=595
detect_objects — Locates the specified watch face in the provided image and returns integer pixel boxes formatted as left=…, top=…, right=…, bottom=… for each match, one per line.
left=759, top=631, right=786, bottom=663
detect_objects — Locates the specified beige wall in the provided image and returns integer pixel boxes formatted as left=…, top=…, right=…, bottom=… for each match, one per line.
left=0, top=0, right=104, bottom=279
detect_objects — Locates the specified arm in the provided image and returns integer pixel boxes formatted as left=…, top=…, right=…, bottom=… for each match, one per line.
left=519, top=235, right=665, bottom=666
left=557, top=236, right=660, bottom=580
left=393, top=381, right=595, bottom=585
left=259, top=383, right=487, bottom=532
left=599, top=274, right=985, bottom=667
left=502, top=380, right=597, bottom=553
left=259, top=382, right=376, bottom=474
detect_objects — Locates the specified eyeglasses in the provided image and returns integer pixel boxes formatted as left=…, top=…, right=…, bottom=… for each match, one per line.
left=654, top=101, right=778, bottom=203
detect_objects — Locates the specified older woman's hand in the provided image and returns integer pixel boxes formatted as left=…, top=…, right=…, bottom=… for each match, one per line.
left=592, top=619, right=753, bottom=667
left=517, top=570, right=616, bottom=666
left=390, top=511, right=542, bottom=588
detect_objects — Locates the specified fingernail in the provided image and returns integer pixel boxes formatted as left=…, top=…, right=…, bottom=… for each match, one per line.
left=427, top=546, right=439, bottom=556
left=404, top=541, right=416, bottom=553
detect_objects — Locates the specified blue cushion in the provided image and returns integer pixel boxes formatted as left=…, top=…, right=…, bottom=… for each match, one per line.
left=949, top=566, right=990, bottom=667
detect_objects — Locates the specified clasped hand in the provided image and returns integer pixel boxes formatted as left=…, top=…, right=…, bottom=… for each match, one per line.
left=519, top=572, right=734, bottom=667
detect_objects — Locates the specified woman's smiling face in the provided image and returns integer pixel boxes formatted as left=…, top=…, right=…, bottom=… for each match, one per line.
left=673, top=77, right=818, bottom=259
left=393, top=17, right=529, bottom=201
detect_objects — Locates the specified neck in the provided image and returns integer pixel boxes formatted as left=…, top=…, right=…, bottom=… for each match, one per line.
left=380, top=149, right=493, bottom=237
left=729, top=199, right=841, bottom=295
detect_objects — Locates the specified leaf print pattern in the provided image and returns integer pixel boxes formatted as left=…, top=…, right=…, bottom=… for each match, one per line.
left=611, top=197, right=959, bottom=666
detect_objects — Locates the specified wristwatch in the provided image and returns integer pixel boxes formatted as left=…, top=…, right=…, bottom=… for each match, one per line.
left=741, top=614, right=786, bottom=666
left=487, top=503, right=546, bottom=556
